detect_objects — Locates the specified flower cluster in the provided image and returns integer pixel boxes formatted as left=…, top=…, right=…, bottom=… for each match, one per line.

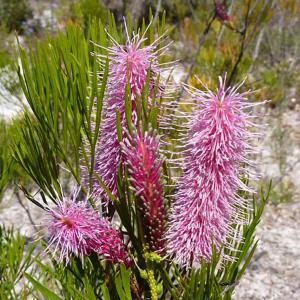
left=122, top=130, right=166, bottom=252
left=42, top=23, right=261, bottom=273
left=166, top=77, right=256, bottom=268
left=44, top=189, right=131, bottom=266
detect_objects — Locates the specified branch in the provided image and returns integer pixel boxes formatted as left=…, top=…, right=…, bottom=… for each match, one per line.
left=227, top=0, right=272, bottom=85
left=154, top=0, right=162, bottom=22
left=175, top=11, right=217, bottom=102
left=15, top=188, right=38, bottom=232
left=227, top=0, right=252, bottom=86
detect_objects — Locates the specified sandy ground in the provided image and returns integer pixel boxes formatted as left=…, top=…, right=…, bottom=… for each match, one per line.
left=234, top=200, right=300, bottom=299
left=0, top=189, right=42, bottom=236
left=234, top=107, right=300, bottom=299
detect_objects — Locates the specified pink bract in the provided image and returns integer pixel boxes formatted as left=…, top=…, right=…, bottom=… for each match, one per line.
left=122, top=130, right=166, bottom=252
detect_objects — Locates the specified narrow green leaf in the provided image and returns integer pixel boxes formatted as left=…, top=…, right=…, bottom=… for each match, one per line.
left=115, top=108, right=123, bottom=142
left=120, top=265, right=132, bottom=300
left=115, top=275, right=127, bottom=300
left=125, top=80, right=133, bottom=134
left=24, top=273, right=63, bottom=300
left=101, top=283, right=111, bottom=300
left=94, top=174, right=118, bottom=202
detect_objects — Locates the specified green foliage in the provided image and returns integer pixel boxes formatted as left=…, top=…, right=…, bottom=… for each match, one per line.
left=0, top=119, right=29, bottom=200
left=0, top=45, right=12, bottom=68
left=0, top=0, right=33, bottom=34
left=263, top=179, right=293, bottom=204
left=27, top=252, right=135, bottom=300
left=252, top=1, right=300, bottom=107
left=0, top=226, right=37, bottom=299
left=24, top=273, right=63, bottom=300
left=169, top=0, right=275, bottom=87
left=13, top=19, right=108, bottom=200
left=0, top=121, right=14, bottom=198
left=114, top=265, right=132, bottom=300
left=70, top=0, right=109, bottom=27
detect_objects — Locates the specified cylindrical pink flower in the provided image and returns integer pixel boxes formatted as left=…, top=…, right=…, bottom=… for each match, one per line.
left=44, top=189, right=131, bottom=265
left=91, top=35, right=162, bottom=205
left=122, top=130, right=166, bottom=252
left=166, top=77, right=259, bottom=269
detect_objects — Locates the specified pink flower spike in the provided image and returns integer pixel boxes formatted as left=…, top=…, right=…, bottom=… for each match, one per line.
left=44, top=189, right=131, bottom=266
left=91, top=33, right=163, bottom=205
left=166, top=76, right=261, bottom=269
left=122, top=130, right=166, bottom=253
